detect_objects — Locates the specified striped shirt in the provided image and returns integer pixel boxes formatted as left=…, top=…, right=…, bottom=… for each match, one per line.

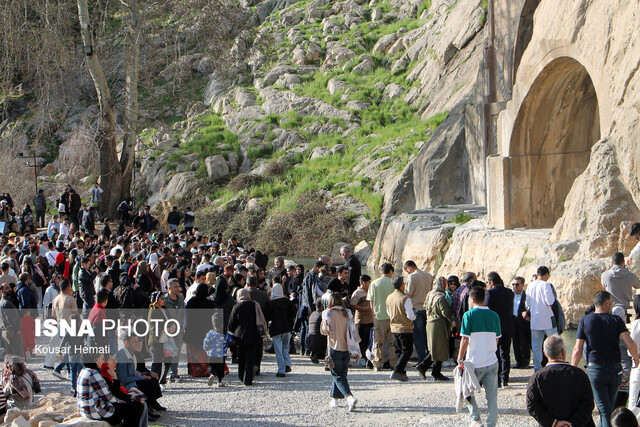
left=460, top=306, right=502, bottom=368
left=77, top=368, right=120, bottom=419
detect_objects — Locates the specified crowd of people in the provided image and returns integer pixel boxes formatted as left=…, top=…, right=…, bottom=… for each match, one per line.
left=2, top=189, right=640, bottom=426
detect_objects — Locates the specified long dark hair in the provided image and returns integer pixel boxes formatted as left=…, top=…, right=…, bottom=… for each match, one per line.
left=329, top=292, right=347, bottom=318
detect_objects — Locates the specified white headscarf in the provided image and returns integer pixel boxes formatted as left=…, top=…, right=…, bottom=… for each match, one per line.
left=271, top=283, right=285, bottom=300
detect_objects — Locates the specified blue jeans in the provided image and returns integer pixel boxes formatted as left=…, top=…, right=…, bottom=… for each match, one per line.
left=330, top=349, right=352, bottom=399
left=69, top=356, right=82, bottom=393
left=273, top=333, right=292, bottom=375
left=413, top=310, right=428, bottom=361
left=531, top=327, right=557, bottom=371
left=299, top=319, right=309, bottom=354
left=587, top=363, right=622, bottom=427
left=468, top=362, right=498, bottom=427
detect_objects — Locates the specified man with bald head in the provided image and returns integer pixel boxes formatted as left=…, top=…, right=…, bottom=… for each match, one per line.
left=526, top=335, right=595, bottom=427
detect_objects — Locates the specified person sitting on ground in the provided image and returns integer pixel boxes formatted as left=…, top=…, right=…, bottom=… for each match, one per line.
left=77, top=353, right=146, bottom=427
left=1, top=355, right=40, bottom=409
left=526, top=334, right=595, bottom=426
left=99, top=353, right=151, bottom=423
left=306, top=300, right=327, bottom=364
left=115, top=335, right=165, bottom=415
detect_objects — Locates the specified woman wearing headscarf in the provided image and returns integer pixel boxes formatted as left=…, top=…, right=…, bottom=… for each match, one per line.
left=266, top=283, right=296, bottom=377
left=184, top=283, right=214, bottom=377
left=55, top=252, right=70, bottom=279
left=135, top=262, right=153, bottom=294
left=212, top=272, right=235, bottom=334
left=228, top=289, right=267, bottom=386
left=1, top=356, right=40, bottom=408
left=320, top=292, right=360, bottom=411
left=417, top=276, right=454, bottom=381
left=100, top=353, right=151, bottom=424
left=147, top=292, right=172, bottom=385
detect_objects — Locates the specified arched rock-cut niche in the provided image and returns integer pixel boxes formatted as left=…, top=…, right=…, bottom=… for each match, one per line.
left=513, top=0, right=541, bottom=83
left=509, top=57, right=600, bottom=228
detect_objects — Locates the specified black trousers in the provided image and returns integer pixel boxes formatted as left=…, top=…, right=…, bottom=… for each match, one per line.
left=134, top=376, right=162, bottom=402
left=104, top=401, right=144, bottom=427
left=238, top=342, right=259, bottom=385
left=513, top=316, right=531, bottom=367
left=357, top=323, right=373, bottom=360
left=209, top=360, right=225, bottom=381
left=393, top=333, right=413, bottom=375
left=150, top=341, right=172, bottom=383
left=497, top=334, right=512, bottom=385
left=256, top=340, right=263, bottom=373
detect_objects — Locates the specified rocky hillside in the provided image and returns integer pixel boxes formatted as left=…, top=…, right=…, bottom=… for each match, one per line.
left=0, top=0, right=487, bottom=256
left=136, top=0, right=487, bottom=255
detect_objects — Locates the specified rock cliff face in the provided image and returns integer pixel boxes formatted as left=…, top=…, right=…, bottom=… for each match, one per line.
left=372, top=0, right=640, bottom=324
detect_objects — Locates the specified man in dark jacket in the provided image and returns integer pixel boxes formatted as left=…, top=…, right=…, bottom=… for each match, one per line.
left=341, top=245, right=361, bottom=295
left=526, top=335, right=595, bottom=426
left=69, top=189, right=82, bottom=229
left=167, top=207, right=181, bottom=232
left=266, top=282, right=295, bottom=377
left=486, top=271, right=514, bottom=388
left=512, top=276, right=531, bottom=368
left=33, top=189, right=47, bottom=228
left=0, top=282, right=23, bottom=356
left=78, top=257, right=95, bottom=317
left=15, top=273, right=37, bottom=311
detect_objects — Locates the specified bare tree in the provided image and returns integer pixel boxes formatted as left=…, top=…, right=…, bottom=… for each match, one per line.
left=76, top=0, right=126, bottom=215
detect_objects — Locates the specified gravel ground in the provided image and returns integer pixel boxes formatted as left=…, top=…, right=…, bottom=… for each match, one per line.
left=30, top=342, right=552, bottom=427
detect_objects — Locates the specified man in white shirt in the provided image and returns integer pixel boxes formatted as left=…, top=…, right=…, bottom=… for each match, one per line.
left=58, top=218, right=70, bottom=239
left=525, top=266, right=557, bottom=371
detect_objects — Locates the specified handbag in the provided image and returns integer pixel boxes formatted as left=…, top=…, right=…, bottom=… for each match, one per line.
left=324, top=336, right=334, bottom=371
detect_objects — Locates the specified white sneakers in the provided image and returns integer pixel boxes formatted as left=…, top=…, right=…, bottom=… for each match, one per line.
left=217, top=380, right=226, bottom=388
left=329, top=396, right=358, bottom=411
left=207, top=375, right=216, bottom=387
left=347, top=395, right=358, bottom=412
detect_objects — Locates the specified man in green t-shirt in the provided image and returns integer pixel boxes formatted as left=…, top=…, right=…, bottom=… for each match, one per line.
left=367, top=263, right=396, bottom=370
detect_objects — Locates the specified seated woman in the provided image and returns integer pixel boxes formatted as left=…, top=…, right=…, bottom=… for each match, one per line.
left=100, top=354, right=152, bottom=424
left=77, top=353, right=145, bottom=427
left=1, top=356, right=40, bottom=409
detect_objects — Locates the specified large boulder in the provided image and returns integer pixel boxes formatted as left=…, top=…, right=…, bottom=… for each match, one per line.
left=372, top=33, right=399, bottom=54
left=327, top=78, right=349, bottom=95
left=322, top=46, right=357, bottom=68
left=161, top=171, right=198, bottom=202
left=205, top=155, right=230, bottom=180
left=552, top=140, right=640, bottom=259
left=260, top=64, right=297, bottom=88
left=354, top=240, right=372, bottom=266
left=204, top=71, right=230, bottom=106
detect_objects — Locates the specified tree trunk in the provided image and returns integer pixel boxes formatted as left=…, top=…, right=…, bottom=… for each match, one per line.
left=76, top=0, right=127, bottom=216
left=121, top=0, right=140, bottom=198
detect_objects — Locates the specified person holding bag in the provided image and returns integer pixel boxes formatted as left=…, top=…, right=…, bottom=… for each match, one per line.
left=321, top=292, right=360, bottom=412
left=228, top=288, right=267, bottom=386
